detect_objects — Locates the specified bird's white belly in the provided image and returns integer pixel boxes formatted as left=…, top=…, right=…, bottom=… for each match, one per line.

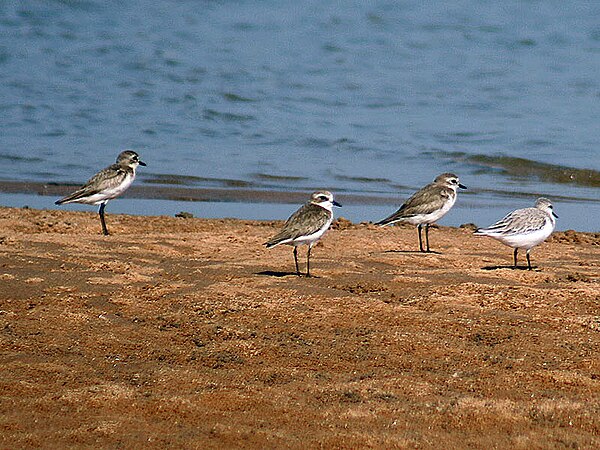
left=488, top=220, right=554, bottom=250
left=85, top=174, right=134, bottom=205
left=405, top=196, right=456, bottom=225
left=288, top=219, right=332, bottom=247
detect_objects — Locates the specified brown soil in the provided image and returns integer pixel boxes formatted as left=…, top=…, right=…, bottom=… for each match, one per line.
left=1, top=206, right=599, bottom=449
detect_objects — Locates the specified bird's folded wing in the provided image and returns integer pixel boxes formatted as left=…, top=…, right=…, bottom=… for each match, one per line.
left=479, top=208, right=546, bottom=235
left=58, top=165, right=128, bottom=202
left=379, top=185, right=448, bottom=223
left=266, top=203, right=331, bottom=245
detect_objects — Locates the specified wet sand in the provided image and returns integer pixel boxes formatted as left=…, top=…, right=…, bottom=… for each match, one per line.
left=0, top=179, right=394, bottom=205
left=0, top=206, right=599, bottom=448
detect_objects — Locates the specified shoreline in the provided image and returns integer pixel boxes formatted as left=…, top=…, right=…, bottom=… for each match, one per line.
left=1, top=206, right=599, bottom=447
left=1, top=180, right=599, bottom=232
left=1, top=178, right=599, bottom=205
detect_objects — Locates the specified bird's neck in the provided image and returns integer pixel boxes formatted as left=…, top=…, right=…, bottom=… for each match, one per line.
left=121, top=164, right=137, bottom=177
left=443, top=185, right=458, bottom=195
left=312, top=201, right=333, bottom=212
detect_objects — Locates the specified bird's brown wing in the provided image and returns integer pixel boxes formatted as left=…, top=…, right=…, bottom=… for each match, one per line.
left=55, top=164, right=130, bottom=204
left=377, top=184, right=450, bottom=225
left=265, top=203, right=331, bottom=247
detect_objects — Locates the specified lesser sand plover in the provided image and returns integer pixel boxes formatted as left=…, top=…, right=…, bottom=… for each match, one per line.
left=55, top=150, right=146, bottom=235
left=265, top=190, right=341, bottom=277
left=376, top=173, right=466, bottom=252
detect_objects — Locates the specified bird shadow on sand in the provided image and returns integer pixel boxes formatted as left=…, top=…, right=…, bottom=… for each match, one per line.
left=482, top=265, right=538, bottom=271
left=256, top=270, right=319, bottom=278
left=383, top=250, right=442, bottom=255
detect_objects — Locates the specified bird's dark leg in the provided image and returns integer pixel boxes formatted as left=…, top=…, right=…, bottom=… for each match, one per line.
left=99, top=203, right=109, bottom=236
left=513, top=248, right=518, bottom=268
left=526, top=250, right=532, bottom=271
left=306, top=245, right=312, bottom=277
left=293, top=247, right=300, bottom=276
left=425, top=224, right=431, bottom=253
left=417, top=224, right=424, bottom=252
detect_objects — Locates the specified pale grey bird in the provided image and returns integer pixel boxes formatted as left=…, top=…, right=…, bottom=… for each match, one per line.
left=475, top=198, right=557, bottom=270
left=265, top=190, right=341, bottom=277
left=376, top=173, right=466, bottom=252
left=55, top=150, right=146, bottom=235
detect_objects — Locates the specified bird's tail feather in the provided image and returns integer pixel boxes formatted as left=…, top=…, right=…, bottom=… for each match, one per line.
left=55, top=188, right=95, bottom=205
left=265, top=235, right=292, bottom=248
left=375, top=218, right=397, bottom=227
left=265, top=241, right=282, bottom=248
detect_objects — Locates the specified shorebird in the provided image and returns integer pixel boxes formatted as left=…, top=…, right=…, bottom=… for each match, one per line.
left=265, top=190, right=341, bottom=277
left=55, top=150, right=146, bottom=235
left=474, top=197, right=557, bottom=270
left=376, top=173, right=466, bottom=252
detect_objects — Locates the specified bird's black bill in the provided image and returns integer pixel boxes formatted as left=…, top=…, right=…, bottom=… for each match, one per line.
left=333, top=200, right=342, bottom=207
left=553, top=212, right=558, bottom=218
left=139, top=160, right=147, bottom=166
left=458, top=183, right=467, bottom=189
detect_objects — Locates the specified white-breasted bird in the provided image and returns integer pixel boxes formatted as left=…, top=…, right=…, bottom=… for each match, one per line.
left=474, top=197, right=557, bottom=270
left=55, top=150, right=146, bottom=235
left=376, top=173, right=466, bottom=252
left=265, top=190, right=341, bottom=277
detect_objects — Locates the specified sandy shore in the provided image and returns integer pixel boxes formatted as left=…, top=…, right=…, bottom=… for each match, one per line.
left=0, top=206, right=599, bottom=448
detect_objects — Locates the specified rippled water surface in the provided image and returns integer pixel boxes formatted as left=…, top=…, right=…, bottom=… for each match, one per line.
left=1, top=0, right=599, bottom=230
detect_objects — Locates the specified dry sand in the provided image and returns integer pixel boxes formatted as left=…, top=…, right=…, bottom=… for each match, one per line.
left=0, top=206, right=599, bottom=448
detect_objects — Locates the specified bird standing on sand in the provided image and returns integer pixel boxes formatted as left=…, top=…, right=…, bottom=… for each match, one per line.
left=376, top=173, right=466, bottom=252
left=265, top=190, right=341, bottom=277
left=55, top=150, right=146, bottom=235
left=474, top=197, right=557, bottom=270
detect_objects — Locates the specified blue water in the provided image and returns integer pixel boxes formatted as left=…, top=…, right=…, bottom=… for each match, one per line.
left=1, top=0, right=599, bottom=230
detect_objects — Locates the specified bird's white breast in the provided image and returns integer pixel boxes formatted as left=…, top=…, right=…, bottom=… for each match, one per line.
left=87, top=172, right=135, bottom=205
left=486, top=217, right=555, bottom=250
left=290, top=216, right=333, bottom=247
left=406, top=191, right=456, bottom=225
